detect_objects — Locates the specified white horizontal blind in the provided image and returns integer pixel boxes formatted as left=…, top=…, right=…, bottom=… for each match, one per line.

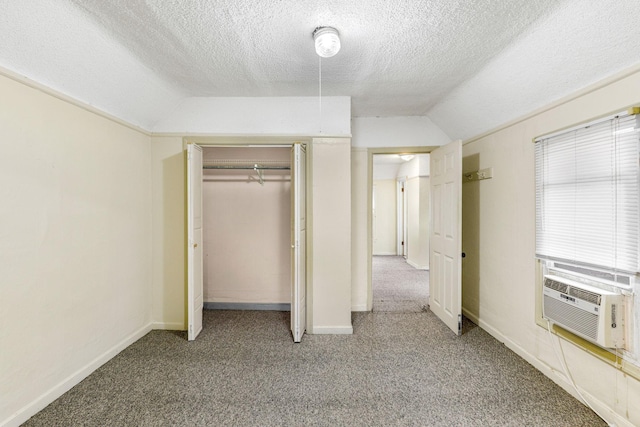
left=535, top=113, right=640, bottom=276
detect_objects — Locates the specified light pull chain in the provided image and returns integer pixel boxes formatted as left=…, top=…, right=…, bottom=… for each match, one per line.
left=318, top=55, right=322, bottom=134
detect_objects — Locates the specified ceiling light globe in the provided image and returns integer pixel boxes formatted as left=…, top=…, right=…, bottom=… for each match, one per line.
left=314, top=27, right=341, bottom=58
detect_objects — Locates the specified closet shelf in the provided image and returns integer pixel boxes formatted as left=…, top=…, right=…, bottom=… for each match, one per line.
left=203, top=159, right=291, bottom=170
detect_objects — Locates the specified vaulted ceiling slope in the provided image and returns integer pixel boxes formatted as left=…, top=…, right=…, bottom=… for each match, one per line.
left=1, top=0, right=639, bottom=140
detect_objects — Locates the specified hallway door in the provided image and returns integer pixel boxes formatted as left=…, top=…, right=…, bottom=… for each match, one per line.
left=429, top=140, right=462, bottom=335
left=291, top=143, right=307, bottom=342
left=187, top=143, right=203, bottom=341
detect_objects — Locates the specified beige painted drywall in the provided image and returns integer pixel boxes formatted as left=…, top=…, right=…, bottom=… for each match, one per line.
left=419, top=177, right=430, bottom=269
left=308, top=138, right=353, bottom=333
left=406, top=176, right=429, bottom=269
left=151, top=136, right=185, bottom=329
left=202, top=147, right=291, bottom=304
left=0, top=73, right=153, bottom=426
left=351, top=148, right=369, bottom=311
left=462, top=67, right=640, bottom=426
left=372, top=179, right=397, bottom=255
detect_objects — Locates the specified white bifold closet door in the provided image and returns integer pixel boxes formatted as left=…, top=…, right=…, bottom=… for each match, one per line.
left=291, top=143, right=306, bottom=343
left=429, top=140, right=462, bottom=335
left=187, top=143, right=204, bottom=341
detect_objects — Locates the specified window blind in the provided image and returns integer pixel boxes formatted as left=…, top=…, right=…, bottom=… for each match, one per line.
left=535, top=113, right=640, bottom=276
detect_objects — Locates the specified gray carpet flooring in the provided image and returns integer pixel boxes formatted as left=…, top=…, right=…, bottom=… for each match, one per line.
left=373, top=256, right=429, bottom=313
left=23, top=309, right=604, bottom=426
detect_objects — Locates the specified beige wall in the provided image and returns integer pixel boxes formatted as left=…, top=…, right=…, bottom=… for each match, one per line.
left=462, top=68, right=640, bottom=426
left=0, top=73, right=153, bottom=426
left=419, top=177, right=430, bottom=268
left=308, top=138, right=353, bottom=333
left=351, top=148, right=369, bottom=311
left=151, top=136, right=185, bottom=329
left=372, top=179, right=397, bottom=255
left=406, top=176, right=429, bottom=269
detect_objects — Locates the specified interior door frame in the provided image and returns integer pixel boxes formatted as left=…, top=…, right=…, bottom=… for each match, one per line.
left=366, top=147, right=439, bottom=312
left=183, top=136, right=311, bottom=340
left=396, top=178, right=406, bottom=257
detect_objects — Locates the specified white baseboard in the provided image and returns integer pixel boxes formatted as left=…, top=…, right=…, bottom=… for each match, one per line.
left=462, top=308, right=632, bottom=427
left=406, top=259, right=428, bottom=270
left=203, top=302, right=291, bottom=311
left=309, top=325, right=353, bottom=335
left=373, top=252, right=397, bottom=256
left=1, top=323, right=152, bottom=427
left=351, top=304, right=369, bottom=312
left=462, top=307, right=480, bottom=325
left=151, top=322, right=185, bottom=331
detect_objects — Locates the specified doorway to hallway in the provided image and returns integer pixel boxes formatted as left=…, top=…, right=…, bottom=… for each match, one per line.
left=368, top=142, right=462, bottom=334
left=371, top=152, right=430, bottom=313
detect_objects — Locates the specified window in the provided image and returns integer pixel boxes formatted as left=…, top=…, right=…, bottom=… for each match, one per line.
left=536, top=110, right=640, bottom=369
left=535, top=112, right=640, bottom=286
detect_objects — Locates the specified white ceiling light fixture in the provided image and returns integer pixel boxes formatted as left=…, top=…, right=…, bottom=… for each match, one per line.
left=313, top=26, right=341, bottom=58
left=400, top=154, right=415, bottom=161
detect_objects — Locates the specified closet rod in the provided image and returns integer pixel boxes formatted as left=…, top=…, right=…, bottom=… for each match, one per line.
left=203, top=165, right=290, bottom=170
left=202, top=159, right=290, bottom=170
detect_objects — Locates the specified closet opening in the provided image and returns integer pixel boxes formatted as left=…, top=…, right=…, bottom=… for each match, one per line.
left=187, top=142, right=307, bottom=342
left=203, top=145, right=292, bottom=311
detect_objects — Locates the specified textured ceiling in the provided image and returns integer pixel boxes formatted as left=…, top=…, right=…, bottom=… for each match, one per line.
left=66, top=0, right=562, bottom=117
left=1, top=0, right=639, bottom=139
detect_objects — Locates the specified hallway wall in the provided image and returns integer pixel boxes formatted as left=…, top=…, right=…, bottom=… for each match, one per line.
left=372, top=179, right=397, bottom=255
left=406, top=176, right=429, bottom=269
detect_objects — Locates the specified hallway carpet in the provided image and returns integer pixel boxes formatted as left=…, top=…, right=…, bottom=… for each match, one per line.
left=23, top=309, right=604, bottom=426
left=373, top=255, right=429, bottom=313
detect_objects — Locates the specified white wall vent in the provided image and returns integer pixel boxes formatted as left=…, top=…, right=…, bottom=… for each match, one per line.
left=543, top=275, right=625, bottom=349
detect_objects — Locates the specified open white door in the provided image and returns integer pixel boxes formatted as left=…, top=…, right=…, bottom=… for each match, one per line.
left=187, top=143, right=204, bottom=341
left=429, top=140, right=462, bottom=335
left=291, top=143, right=306, bottom=342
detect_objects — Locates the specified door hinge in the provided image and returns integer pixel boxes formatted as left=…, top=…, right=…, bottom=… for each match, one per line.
left=401, top=241, right=404, bottom=246
left=458, top=314, right=462, bottom=333
left=401, top=187, right=404, bottom=192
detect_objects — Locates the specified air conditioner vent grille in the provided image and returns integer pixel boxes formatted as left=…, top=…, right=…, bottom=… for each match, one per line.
left=544, top=278, right=569, bottom=294
left=543, top=295, right=599, bottom=340
left=568, top=287, right=601, bottom=305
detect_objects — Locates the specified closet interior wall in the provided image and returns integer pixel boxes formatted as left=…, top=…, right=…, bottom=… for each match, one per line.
left=202, top=146, right=292, bottom=306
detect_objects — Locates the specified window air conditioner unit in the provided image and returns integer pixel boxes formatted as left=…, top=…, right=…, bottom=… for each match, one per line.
left=542, top=275, right=625, bottom=349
